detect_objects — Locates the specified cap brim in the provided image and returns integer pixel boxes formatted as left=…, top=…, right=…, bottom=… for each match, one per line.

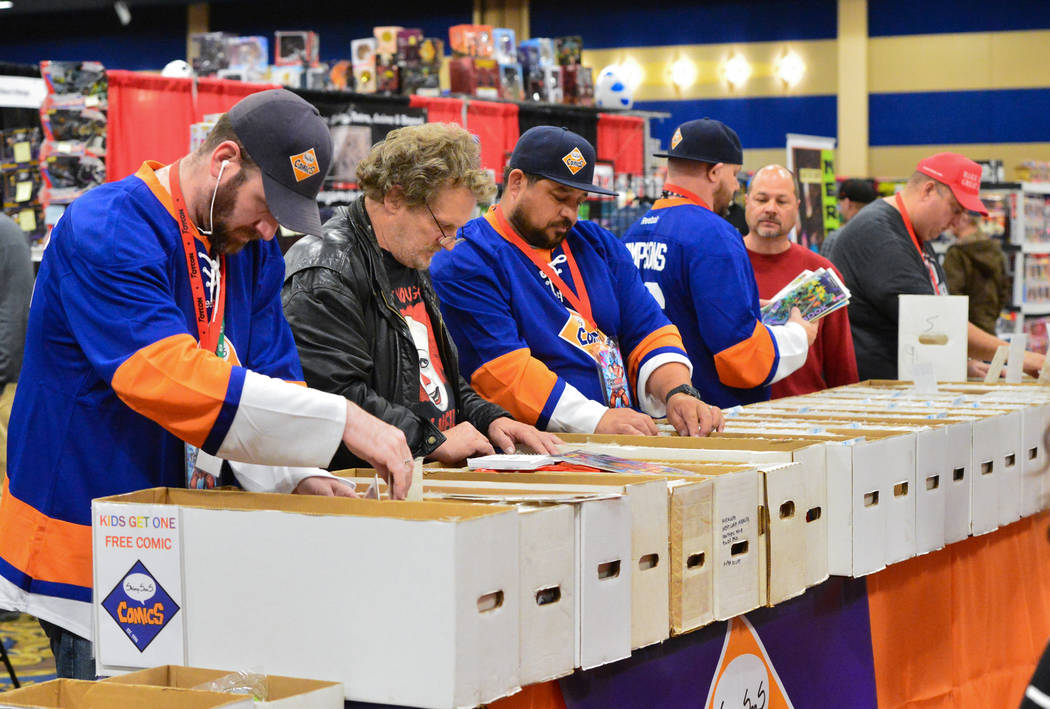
left=541, top=173, right=618, bottom=197
left=952, top=186, right=989, bottom=216
left=260, top=172, right=324, bottom=237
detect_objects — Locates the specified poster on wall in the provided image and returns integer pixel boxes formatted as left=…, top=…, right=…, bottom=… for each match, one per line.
left=786, top=133, right=836, bottom=252
left=327, top=105, right=426, bottom=188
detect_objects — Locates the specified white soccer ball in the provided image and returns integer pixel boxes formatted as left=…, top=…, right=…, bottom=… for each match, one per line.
left=161, top=59, right=192, bottom=78
left=595, top=65, right=633, bottom=110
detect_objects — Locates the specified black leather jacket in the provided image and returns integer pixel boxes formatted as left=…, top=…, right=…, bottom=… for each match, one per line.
left=282, top=197, right=509, bottom=469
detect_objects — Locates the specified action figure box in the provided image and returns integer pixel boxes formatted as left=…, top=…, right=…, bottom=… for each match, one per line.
left=274, top=30, right=319, bottom=66
left=224, top=35, right=268, bottom=78
left=4, top=204, right=43, bottom=239
left=352, top=63, right=376, bottom=93
left=396, top=28, right=423, bottom=65
left=1, top=127, right=42, bottom=166
left=401, top=64, right=440, bottom=96
left=475, top=58, right=500, bottom=99
left=543, top=64, right=564, bottom=103
left=376, top=60, right=400, bottom=94
left=555, top=35, right=583, bottom=66
left=562, top=65, right=594, bottom=106
left=304, top=66, right=331, bottom=90
left=523, top=64, right=545, bottom=102
left=40, top=101, right=107, bottom=153
left=518, top=38, right=555, bottom=68
left=269, top=65, right=303, bottom=89
left=188, top=32, right=231, bottom=76
left=419, top=37, right=444, bottom=70
left=449, top=24, right=493, bottom=57
left=449, top=56, right=477, bottom=95
left=350, top=38, right=377, bottom=93
left=373, top=25, right=402, bottom=55
left=499, top=63, right=524, bottom=101
left=3, top=166, right=41, bottom=207
left=492, top=28, right=517, bottom=64
left=40, top=60, right=108, bottom=98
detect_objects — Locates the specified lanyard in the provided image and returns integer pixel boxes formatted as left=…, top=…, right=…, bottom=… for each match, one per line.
left=895, top=192, right=941, bottom=293
left=486, top=205, right=596, bottom=329
left=169, top=159, right=226, bottom=353
left=661, top=182, right=713, bottom=211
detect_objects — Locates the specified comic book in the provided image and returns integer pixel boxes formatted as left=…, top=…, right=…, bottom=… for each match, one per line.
left=760, top=267, right=851, bottom=325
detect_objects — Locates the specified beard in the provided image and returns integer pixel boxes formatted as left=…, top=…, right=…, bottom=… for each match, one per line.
left=507, top=204, right=573, bottom=250
left=200, top=170, right=262, bottom=255
left=752, top=219, right=786, bottom=238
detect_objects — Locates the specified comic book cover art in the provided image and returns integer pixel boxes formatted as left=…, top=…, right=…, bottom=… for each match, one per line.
left=761, top=268, right=850, bottom=325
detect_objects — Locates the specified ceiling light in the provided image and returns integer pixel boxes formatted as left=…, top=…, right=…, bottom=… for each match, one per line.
left=775, top=50, right=806, bottom=87
left=670, top=57, right=698, bottom=90
left=620, top=56, right=644, bottom=92
left=0, top=2, right=14, bottom=9
left=724, top=53, right=752, bottom=90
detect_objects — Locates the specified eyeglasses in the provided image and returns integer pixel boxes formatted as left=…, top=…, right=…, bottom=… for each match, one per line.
left=426, top=203, right=463, bottom=247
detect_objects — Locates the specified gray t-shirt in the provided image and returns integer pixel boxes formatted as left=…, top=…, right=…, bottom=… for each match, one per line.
left=828, top=199, right=947, bottom=380
left=0, top=214, right=33, bottom=383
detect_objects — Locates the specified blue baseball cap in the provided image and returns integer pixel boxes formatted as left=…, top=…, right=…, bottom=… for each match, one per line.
left=508, top=125, right=617, bottom=196
left=654, top=118, right=743, bottom=165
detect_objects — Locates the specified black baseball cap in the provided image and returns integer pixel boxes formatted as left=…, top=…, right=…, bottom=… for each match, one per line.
left=653, top=117, right=743, bottom=165
left=508, top=125, right=617, bottom=196
left=228, top=89, right=333, bottom=237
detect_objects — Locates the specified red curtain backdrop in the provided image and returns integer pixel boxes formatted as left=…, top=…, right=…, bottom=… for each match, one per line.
left=596, top=113, right=645, bottom=175
left=408, top=95, right=466, bottom=126
left=106, top=70, right=278, bottom=181
left=466, top=100, right=519, bottom=183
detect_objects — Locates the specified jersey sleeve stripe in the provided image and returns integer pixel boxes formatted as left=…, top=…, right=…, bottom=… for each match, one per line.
left=0, top=480, right=92, bottom=591
left=470, top=347, right=560, bottom=426
left=110, top=333, right=234, bottom=449
left=201, top=366, right=245, bottom=455
left=626, top=324, right=686, bottom=389
left=713, top=320, right=778, bottom=389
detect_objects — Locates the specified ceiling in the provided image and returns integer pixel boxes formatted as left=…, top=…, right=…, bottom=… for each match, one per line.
left=2, top=0, right=232, bottom=14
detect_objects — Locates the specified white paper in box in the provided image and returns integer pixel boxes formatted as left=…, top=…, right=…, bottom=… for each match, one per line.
left=93, top=490, right=520, bottom=709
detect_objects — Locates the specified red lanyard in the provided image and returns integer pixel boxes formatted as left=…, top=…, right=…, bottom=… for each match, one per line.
left=486, top=205, right=596, bottom=329
left=662, top=182, right=712, bottom=211
left=169, top=159, right=226, bottom=353
left=895, top=192, right=940, bottom=293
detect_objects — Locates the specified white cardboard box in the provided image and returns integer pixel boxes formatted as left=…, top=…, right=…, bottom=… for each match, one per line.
left=92, top=489, right=519, bottom=709
left=103, top=666, right=343, bottom=709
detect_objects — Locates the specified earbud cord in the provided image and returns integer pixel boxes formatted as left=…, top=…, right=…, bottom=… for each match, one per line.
left=197, top=159, right=227, bottom=237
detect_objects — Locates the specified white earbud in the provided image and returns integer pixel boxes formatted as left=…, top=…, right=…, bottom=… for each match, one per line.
left=199, top=159, right=230, bottom=236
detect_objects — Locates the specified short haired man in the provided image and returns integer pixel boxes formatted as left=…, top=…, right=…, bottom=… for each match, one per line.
left=0, top=89, right=414, bottom=679
left=0, top=213, right=32, bottom=484
left=744, top=165, right=858, bottom=397
left=623, top=118, right=816, bottom=408
left=822, top=178, right=877, bottom=260
left=283, top=123, right=560, bottom=464
left=431, top=126, right=723, bottom=437
left=830, top=152, right=1045, bottom=378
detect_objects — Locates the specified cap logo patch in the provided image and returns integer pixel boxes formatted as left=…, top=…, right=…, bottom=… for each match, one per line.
left=562, top=146, right=587, bottom=175
left=960, top=171, right=980, bottom=190
left=290, top=148, right=320, bottom=182
left=671, top=127, right=683, bottom=150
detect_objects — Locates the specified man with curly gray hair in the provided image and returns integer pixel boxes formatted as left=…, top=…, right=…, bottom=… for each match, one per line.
left=283, top=123, right=561, bottom=466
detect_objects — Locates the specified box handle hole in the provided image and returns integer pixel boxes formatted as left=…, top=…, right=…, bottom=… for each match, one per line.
left=864, top=491, right=880, bottom=507
left=953, top=467, right=965, bottom=481
left=926, top=475, right=940, bottom=491
left=731, top=540, right=748, bottom=556
left=477, top=590, right=504, bottom=613
left=1030, top=447, right=1039, bottom=461
left=597, top=560, right=621, bottom=580
left=535, top=586, right=561, bottom=606
left=806, top=507, right=822, bottom=522
left=686, top=552, right=705, bottom=569
left=638, top=553, right=659, bottom=571
left=894, top=481, right=909, bottom=497
left=779, top=501, right=795, bottom=519
left=1005, top=454, right=1016, bottom=468
left=981, top=461, right=993, bottom=475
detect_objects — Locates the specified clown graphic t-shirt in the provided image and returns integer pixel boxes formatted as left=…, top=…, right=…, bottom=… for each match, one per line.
left=382, top=250, right=457, bottom=431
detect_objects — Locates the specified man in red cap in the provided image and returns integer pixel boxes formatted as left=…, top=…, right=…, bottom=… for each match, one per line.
left=829, top=152, right=1045, bottom=378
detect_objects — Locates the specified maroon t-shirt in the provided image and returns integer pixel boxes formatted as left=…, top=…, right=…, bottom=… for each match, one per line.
left=747, top=242, right=860, bottom=398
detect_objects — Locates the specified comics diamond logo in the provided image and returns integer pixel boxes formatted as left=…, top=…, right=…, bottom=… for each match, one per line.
left=101, top=560, right=179, bottom=652
left=671, top=127, right=683, bottom=150
left=289, top=147, right=319, bottom=182
left=562, top=147, right=587, bottom=175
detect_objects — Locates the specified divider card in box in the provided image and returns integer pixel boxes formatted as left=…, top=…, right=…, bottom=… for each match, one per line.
left=103, top=666, right=343, bottom=709
left=93, top=489, right=519, bottom=709
left=0, top=679, right=252, bottom=708
left=897, top=294, right=969, bottom=382
left=422, top=471, right=667, bottom=651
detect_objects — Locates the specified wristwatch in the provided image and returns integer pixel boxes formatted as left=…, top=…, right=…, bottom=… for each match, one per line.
left=665, top=383, right=705, bottom=404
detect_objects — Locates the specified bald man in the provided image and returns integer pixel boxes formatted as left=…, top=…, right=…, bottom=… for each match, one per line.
left=744, top=165, right=858, bottom=397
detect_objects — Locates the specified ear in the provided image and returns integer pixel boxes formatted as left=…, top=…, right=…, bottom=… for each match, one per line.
left=503, top=168, right=526, bottom=199
left=208, top=140, right=242, bottom=178
left=383, top=184, right=406, bottom=212
left=708, top=162, right=726, bottom=184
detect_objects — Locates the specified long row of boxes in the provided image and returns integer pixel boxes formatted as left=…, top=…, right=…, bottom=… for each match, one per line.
left=90, top=380, right=1050, bottom=707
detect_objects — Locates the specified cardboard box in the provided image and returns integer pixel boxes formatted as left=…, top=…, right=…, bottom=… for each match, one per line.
left=93, top=489, right=519, bottom=709
left=667, top=478, right=713, bottom=634
left=423, top=471, right=667, bottom=651
left=0, top=679, right=251, bottom=708
left=103, top=666, right=342, bottom=708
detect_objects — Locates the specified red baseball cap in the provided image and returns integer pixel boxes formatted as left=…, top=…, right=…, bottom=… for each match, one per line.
left=915, top=152, right=988, bottom=216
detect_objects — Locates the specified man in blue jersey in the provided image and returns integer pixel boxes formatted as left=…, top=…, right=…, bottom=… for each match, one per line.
left=431, top=126, right=723, bottom=437
left=0, top=89, right=414, bottom=679
left=623, top=118, right=816, bottom=408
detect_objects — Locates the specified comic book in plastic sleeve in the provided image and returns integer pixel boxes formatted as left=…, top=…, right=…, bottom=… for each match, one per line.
left=760, top=267, right=851, bottom=325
